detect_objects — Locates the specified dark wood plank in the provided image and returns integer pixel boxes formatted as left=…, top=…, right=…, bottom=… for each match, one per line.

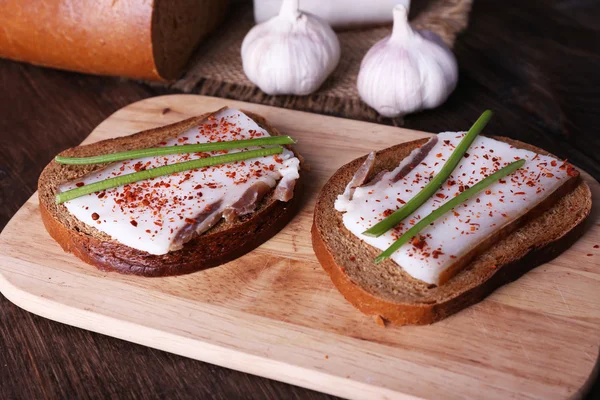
left=0, top=0, right=598, bottom=397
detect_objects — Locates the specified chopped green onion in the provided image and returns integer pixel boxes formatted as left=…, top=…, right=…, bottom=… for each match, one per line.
left=55, top=136, right=295, bottom=165
left=56, top=147, right=284, bottom=204
left=363, top=110, right=494, bottom=237
left=374, top=159, right=525, bottom=264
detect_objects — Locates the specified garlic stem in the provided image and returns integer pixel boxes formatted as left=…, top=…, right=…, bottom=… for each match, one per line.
left=279, top=0, right=301, bottom=20
left=390, top=5, right=414, bottom=42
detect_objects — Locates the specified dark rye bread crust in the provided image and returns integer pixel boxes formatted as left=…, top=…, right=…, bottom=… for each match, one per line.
left=39, top=110, right=303, bottom=277
left=312, top=137, right=592, bottom=326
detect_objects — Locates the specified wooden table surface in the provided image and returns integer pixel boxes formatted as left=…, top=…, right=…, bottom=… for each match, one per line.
left=1, top=0, right=599, bottom=398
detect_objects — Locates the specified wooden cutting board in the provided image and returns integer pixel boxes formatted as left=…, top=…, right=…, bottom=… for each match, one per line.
left=1, top=95, right=599, bottom=400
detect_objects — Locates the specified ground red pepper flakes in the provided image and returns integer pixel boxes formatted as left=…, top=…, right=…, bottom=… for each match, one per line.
left=566, top=164, right=578, bottom=177
left=412, top=235, right=427, bottom=250
left=559, top=159, right=569, bottom=169
left=594, top=245, right=599, bottom=249
left=91, top=212, right=99, bottom=220
left=383, top=209, right=394, bottom=217
left=76, top=182, right=85, bottom=187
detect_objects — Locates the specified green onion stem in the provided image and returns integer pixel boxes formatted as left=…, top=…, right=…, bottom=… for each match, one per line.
left=55, top=136, right=295, bottom=165
left=363, top=110, right=494, bottom=237
left=374, top=159, right=525, bottom=263
left=56, top=147, right=284, bottom=204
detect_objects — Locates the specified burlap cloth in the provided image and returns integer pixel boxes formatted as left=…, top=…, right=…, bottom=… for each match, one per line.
left=149, top=0, right=472, bottom=125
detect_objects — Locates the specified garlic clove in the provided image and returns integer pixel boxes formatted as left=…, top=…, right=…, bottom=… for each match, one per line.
left=357, top=4, right=458, bottom=118
left=241, top=0, right=341, bottom=96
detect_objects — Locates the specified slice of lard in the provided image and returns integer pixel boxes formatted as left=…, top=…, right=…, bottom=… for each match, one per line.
left=335, top=132, right=574, bottom=286
left=60, top=108, right=300, bottom=255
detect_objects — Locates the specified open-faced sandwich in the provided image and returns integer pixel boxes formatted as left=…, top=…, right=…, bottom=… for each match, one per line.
left=312, top=111, right=591, bottom=325
left=39, top=108, right=302, bottom=276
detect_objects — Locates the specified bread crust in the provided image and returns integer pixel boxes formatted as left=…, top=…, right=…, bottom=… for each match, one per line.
left=312, top=137, right=592, bottom=325
left=39, top=110, right=303, bottom=277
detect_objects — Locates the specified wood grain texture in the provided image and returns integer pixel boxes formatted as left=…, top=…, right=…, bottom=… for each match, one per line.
left=1, top=94, right=599, bottom=400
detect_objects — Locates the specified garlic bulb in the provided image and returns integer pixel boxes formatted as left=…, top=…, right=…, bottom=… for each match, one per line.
left=241, top=0, right=341, bottom=96
left=357, top=5, right=458, bottom=118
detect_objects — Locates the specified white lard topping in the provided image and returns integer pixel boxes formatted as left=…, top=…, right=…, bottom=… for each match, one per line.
left=335, top=132, right=572, bottom=285
left=61, top=108, right=300, bottom=255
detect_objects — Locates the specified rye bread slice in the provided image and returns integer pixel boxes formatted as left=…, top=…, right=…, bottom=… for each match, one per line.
left=312, top=137, right=591, bottom=326
left=39, top=109, right=303, bottom=277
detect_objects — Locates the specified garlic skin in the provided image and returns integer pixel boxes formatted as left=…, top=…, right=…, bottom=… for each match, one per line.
left=357, top=5, right=458, bottom=118
left=241, top=0, right=341, bottom=96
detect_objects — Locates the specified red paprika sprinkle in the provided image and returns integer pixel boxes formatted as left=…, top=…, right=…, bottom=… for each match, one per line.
left=432, top=250, right=444, bottom=259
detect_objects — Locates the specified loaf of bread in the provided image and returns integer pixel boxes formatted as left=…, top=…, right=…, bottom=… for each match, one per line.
left=0, top=0, right=228, bottom=80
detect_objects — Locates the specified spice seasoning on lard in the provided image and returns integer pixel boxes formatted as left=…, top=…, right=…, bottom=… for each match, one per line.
left=60, top=108, right=300, bottom=255
left=335, top=132, right=574, bottom=285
